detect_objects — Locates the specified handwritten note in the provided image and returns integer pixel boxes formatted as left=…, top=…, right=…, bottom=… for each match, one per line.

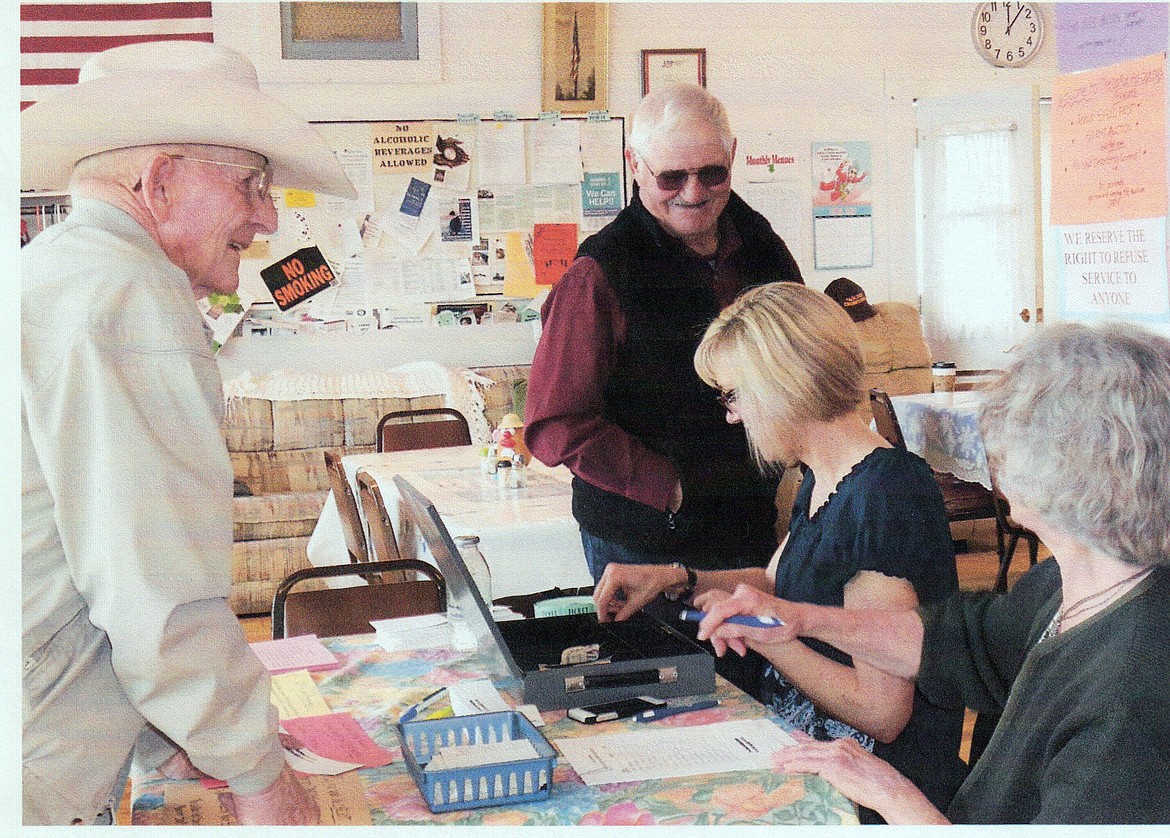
left=250, top=634, right=340, bottom=674
left=1055, top=2, right=1169, bottom=73
left=1051, top=53, right=1167, bottom=225
left=554, top=718, right=795, bottom=785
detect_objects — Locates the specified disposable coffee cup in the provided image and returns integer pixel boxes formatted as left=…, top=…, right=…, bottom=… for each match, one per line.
left=932, top=362, right=957, bottom=393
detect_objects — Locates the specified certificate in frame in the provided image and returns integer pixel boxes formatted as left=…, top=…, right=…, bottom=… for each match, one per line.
left=641, top=48, right=706, bottom=96
left=542, top=3, right=609, bottom=114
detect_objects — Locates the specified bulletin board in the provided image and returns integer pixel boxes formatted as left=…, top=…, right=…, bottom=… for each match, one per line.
left=239, top=116, right=627, bottom=331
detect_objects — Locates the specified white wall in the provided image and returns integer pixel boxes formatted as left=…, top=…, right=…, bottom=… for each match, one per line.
left=214, top=2, right=1061, bottom=305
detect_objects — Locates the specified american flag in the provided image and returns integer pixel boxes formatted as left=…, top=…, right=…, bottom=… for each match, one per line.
left=20, top=2, right=214, bottom=110
left=569, top=11, right=580, bottom=99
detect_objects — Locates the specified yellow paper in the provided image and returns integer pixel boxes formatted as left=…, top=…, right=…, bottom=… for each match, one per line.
left=240, top=239, right=271, bottom=260
left=284, top=188, right=317, bottom=208
left=502, top=230, right=540, bottom=298
left=1051, top=53, right=1167, bottom=225
left=270, top=670, right=332, bottom=720
left=160, top=774, right=371, bottom=825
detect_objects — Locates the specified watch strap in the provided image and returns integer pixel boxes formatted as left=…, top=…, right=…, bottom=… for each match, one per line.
left=663, top=562, right=697, bottom=602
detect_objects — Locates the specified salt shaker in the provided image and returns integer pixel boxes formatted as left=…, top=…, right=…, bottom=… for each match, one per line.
left=510, top=452, right=528, bottom=488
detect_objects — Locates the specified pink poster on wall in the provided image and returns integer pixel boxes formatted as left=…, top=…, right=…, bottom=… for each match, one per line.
left=1051, top=53, right=1167, bottom=225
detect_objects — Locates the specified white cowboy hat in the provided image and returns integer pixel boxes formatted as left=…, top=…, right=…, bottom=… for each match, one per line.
left=21, top=41, right=356, bottom=198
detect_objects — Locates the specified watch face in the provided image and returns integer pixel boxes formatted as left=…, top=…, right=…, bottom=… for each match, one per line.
left=972, top=2, right=1044, bottom=67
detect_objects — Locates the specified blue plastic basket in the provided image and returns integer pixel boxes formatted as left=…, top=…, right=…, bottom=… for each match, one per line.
left=396, top=710, right=557, bottom=813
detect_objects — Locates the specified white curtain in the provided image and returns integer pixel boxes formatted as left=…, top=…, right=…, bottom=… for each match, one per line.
left=917, top=89, right=1037, bottom=370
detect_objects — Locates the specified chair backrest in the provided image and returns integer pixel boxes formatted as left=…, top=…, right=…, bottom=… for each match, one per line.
left=869, top=389, right=906, bottom=450
left=376, top=408, right=472, bottom=453
left=324, top=448, right=368, bottom=564
left=356, top=469, right=400, bottom=563
left=271, top=559, right=446, bottom=639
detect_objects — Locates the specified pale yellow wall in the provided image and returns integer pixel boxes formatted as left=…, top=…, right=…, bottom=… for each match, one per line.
left=214, top=2, right=1063, bottom=304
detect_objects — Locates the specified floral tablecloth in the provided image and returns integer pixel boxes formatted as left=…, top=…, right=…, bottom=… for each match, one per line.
left=132, top=635, right=857, bottom=826
left=890, top=391, right=991, bottom=489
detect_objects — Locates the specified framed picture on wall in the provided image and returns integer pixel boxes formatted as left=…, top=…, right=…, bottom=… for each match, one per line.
left=641, top=48, right=706, bottom=95
left=542, top=3, right=609, bottom=114
left=280, top=2, right=419, bottom=60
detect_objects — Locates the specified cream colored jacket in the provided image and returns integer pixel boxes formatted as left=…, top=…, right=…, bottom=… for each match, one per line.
left=21, top=199, right=284, bottom=824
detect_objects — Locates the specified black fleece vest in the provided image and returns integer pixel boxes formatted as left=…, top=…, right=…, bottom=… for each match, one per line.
left=572, top=191, right=803, bottom=568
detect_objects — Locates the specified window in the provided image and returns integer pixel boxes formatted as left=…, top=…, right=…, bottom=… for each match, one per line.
left=281, top=2, right=418, bottom=61
left=916, top=89, right=1040, bottom=370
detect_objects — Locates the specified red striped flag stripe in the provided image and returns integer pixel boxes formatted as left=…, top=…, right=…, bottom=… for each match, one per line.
left=22, top=31, right=213, bottom=53
left=20, top=1, right=214, bottom=109
left=21, top=3, right=212, bottom=22
left=21, top=67, right=80, bottom=85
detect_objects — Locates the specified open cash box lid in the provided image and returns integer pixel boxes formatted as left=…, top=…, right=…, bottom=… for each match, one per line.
left=394, top=476, right=714, bottom=710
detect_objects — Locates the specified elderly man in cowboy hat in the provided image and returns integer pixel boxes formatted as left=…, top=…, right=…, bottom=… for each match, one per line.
left=21, top=41, right=355, bottom=825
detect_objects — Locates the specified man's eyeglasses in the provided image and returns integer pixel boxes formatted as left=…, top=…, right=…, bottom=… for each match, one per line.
left=169, top=155, right=273, bottom=202
left=716, top=388, right=738, bottom=410
left=638, top=154, right=730, bottom=192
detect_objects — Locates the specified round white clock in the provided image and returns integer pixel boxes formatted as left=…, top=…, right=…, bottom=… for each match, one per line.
left=972, top=2, right=1044, bottom=67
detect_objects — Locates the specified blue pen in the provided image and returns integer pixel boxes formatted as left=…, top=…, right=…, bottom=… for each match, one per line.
left=636, top=699, right=720, bottom=722
left=679, top=609, right=784, bottom=628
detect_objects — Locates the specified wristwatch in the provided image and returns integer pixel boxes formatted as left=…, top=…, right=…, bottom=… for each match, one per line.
left=663, top=562, right=698, bottom=602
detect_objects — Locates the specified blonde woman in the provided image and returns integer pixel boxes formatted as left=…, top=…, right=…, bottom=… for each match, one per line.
left=594, top=283, right=966, bottom=821
left=700, top=320, right=1170, bottom=823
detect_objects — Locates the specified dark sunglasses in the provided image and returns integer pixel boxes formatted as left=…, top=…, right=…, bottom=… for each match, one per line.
left=639, top=154, right=730, bottom=192
left=716, top=388, right=738, bottom=410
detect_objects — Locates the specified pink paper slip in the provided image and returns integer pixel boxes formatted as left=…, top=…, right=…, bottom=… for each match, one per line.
left=250, top=634, right=340, bottom=675
left=282, top=713, right=394, bottom=768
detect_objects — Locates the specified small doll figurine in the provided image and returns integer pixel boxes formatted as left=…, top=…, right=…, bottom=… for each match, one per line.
left=496, top=412, right=532, bottom=465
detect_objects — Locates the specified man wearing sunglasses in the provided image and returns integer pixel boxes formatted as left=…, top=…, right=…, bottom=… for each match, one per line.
left=527, top=84, right=803, bottom=629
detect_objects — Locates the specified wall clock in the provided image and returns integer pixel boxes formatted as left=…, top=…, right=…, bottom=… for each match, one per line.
left=971, top=2, right=1044, bottom=67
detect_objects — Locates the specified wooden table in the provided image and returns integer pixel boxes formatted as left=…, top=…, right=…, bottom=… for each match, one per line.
left=130, top=633, right=858, bottom=826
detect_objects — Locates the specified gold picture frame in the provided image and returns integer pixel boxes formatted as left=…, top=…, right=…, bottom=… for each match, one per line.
left=541, top=3, right=608, bottom=114
left=641, top=48, right=706, bottom=96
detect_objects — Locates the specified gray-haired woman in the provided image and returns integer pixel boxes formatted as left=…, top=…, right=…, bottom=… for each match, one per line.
left=699, top=320, right=1170, bottom=824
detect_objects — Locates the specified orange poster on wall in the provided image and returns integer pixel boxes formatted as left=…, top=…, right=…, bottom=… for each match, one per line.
left=533, top=223, right=578, bottom=285
left=1051, top=53, right=1167, bottom=225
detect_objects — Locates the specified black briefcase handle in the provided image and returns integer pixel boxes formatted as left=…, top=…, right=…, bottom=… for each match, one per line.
left=564, top=666, right=679, bottom=694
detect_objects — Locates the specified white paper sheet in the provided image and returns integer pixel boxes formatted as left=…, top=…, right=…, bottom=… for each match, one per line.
left=448, top=678, right=511, bottom=715
left=554, top=718, right=796, bottom=785
left=478, top=120, right=526, bottom=185
left=532, top=119, right=583, bottom=185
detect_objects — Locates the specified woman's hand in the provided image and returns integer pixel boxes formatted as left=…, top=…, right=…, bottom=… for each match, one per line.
left=223, top=764, right=320, bottom=825
left=695, top=584, right=804, bottom=656
left=773, top=738, right=948, bottom=825
left=594, top=563, right=684, bottom=622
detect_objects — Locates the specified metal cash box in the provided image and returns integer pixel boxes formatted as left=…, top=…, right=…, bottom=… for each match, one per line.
left=394, top=476, right=715, bottom=710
